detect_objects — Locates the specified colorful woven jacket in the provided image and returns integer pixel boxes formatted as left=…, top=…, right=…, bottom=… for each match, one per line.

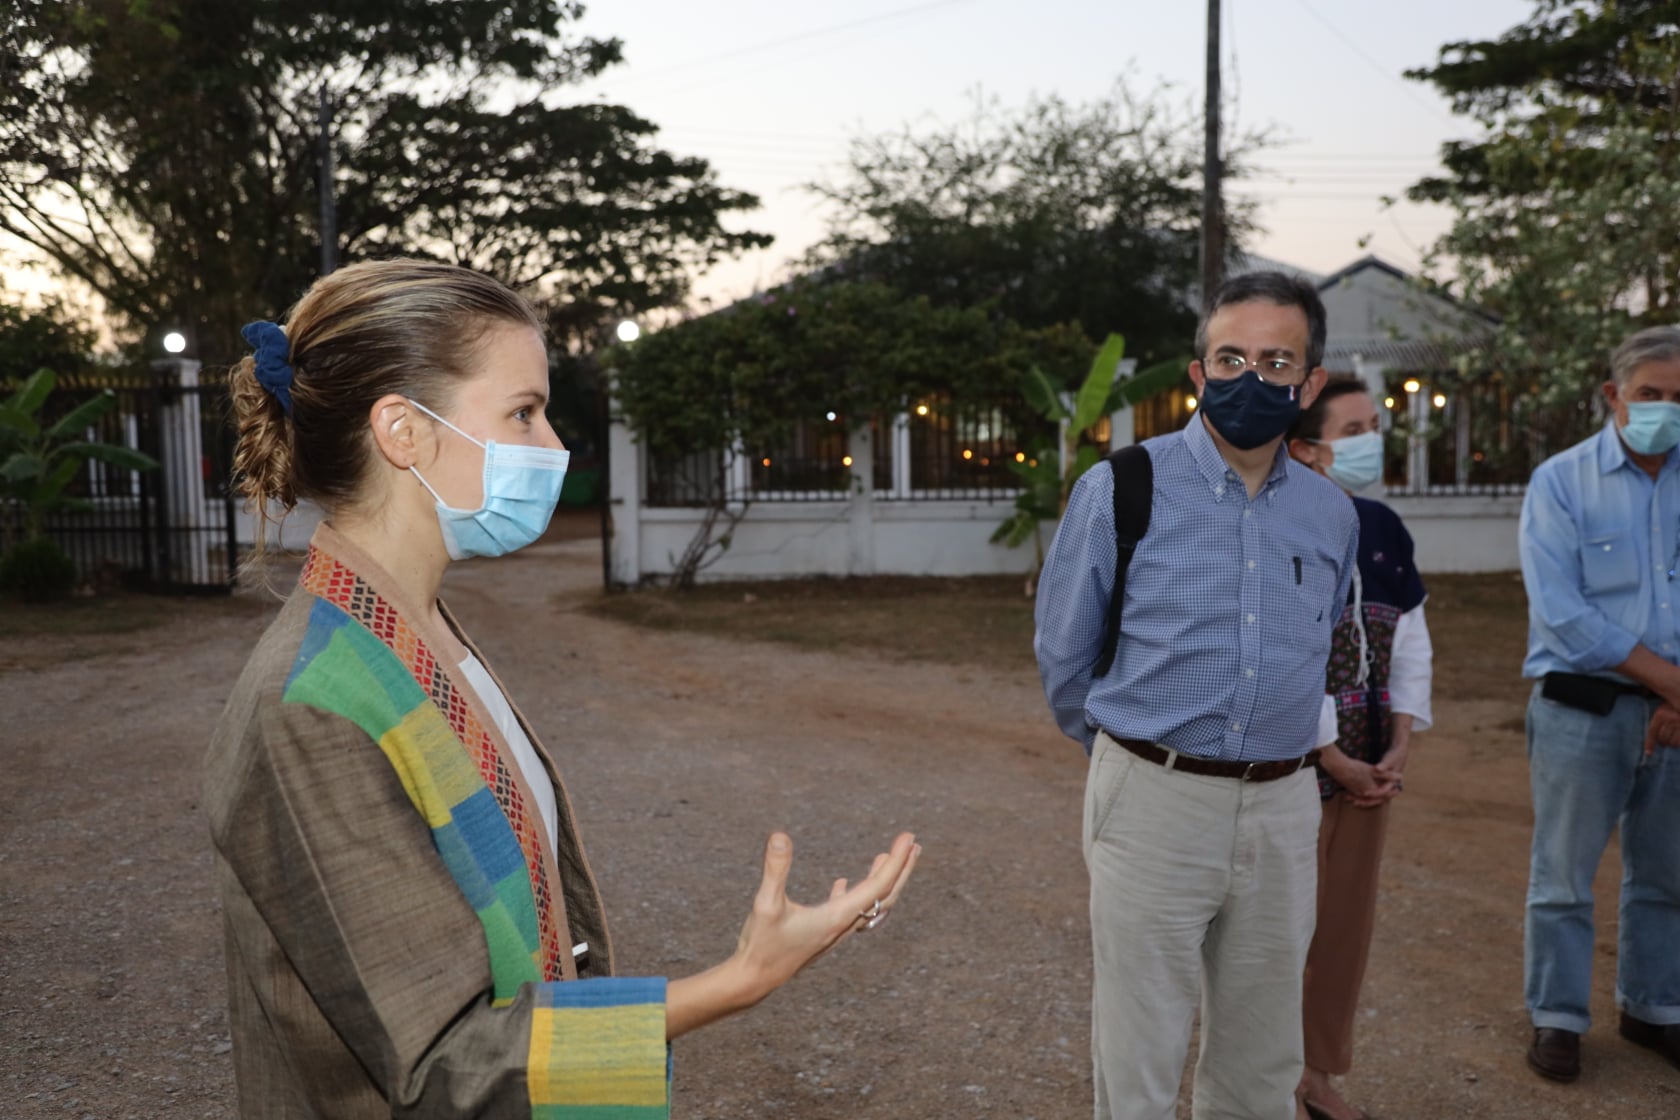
left=206, top=525, right=669, bottom=1119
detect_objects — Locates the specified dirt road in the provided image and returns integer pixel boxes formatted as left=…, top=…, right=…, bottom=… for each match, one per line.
left=2, top=536, right=1675, bottom=1118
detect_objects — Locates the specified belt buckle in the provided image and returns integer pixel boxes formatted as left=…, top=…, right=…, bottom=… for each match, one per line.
left=1242, top=760, right=1261, bottom=782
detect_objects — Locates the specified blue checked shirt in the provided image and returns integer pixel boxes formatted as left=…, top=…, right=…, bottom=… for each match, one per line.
left=1520, top=422, right=1680, bottom=679
left=1034, top=416, right=1359, bottom=759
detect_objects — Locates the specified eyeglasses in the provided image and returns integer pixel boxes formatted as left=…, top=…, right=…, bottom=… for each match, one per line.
left=1203, top=352, right=1308, bottom=387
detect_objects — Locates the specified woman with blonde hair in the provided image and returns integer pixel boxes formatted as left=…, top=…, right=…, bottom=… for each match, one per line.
left=205, top=258, right=918, bottom=1118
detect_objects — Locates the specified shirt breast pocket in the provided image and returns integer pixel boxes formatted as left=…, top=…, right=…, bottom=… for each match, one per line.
left=1580, top=533, right=1639, bottom=594
left=1293, top=554, right=1338, bottom=625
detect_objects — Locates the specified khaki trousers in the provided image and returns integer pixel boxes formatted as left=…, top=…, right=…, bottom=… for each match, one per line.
left=1084, top=731, right=1321, bottom=1120
left=1301, top=796, right=1389, bottom=1075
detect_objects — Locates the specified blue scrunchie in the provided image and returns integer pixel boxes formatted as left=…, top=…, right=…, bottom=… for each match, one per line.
left=241, top=320, right=294, bottom=416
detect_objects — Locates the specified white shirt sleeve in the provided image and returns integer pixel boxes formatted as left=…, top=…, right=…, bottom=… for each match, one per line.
left=1316, top=692, right=1338, bottom=748
left=1388, top=603, right=1434, bottom=732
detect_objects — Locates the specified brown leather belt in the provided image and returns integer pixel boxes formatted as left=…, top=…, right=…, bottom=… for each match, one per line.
left=1108, top=734, right=1320, bottom=783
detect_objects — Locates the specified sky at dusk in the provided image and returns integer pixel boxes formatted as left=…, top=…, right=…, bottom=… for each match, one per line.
left=567, top=0, right=1538, bottom=305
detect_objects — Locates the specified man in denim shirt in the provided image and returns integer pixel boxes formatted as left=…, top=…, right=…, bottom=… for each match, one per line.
left=1035, top=272, right=1357, bottom=1119
left=1519, top=325, right=1680, bottom=1083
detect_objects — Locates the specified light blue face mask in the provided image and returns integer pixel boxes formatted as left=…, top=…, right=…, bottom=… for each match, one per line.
left=1620, top=400, right=1680, bottom=456
left=406, top=399, right=569, bottom=560
left=1315, top=429, right=1384, bottom=492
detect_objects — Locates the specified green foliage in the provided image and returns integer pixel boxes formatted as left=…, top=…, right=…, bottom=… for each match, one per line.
left=0, top=301, right=95, bottom=383
left=806, top=81, right=1268, bottom=365
left=0, top=533, right=78, bottom=602
left=0, top=0, right=769, bottom=362
left=0, top=368, right=160, bottom=547
left=990, top=335, right=1189, bottom=580
left=606, top=280, right=1091, bottom=461
left=1406, top=0, right=1680, bottom=417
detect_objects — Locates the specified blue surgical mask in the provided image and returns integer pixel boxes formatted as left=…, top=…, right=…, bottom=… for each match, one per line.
left=1198, top=369, right=1301, bottom=450
left=406, top=399, right=569, bottom=560
left=1316, top=430, right=1384, bottom=492
left=1620, top=400, right=1680, bottom=456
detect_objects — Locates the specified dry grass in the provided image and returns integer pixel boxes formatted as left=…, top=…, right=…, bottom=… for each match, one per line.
left=586, top=571, right=1533, bottom=692
left=586, top=574, right=1039, bottom=667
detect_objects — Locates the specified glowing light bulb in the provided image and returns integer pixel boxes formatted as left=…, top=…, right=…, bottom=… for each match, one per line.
left=1403, top=379, right=1421, bottom=394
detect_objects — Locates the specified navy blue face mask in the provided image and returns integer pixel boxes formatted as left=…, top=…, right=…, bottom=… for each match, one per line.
left=1197, top=369, right=1302, bottom=450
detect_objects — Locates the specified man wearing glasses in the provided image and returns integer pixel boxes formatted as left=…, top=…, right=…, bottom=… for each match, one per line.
left=1035, top=270, right=1358, bottom=1118
left=1518, top=325, right=1680, bottom=1084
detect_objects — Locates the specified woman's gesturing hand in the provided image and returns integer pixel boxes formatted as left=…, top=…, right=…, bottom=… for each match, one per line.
left=665, top=831, right=920, bottom=1040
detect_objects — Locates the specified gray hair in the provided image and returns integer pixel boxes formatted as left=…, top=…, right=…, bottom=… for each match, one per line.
left=1612, top=325, right=1680, bottom=386
left=1194, top=270, right=1328, bottom=371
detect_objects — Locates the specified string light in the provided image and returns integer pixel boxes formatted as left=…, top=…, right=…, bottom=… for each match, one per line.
left=1383, top=396, right=1396, bottom=408
left=1431, top=393, right=1447, bottom=408
left=1403, top=379, right=1421, bottom=394
left=961, top=449, right=973, bottom=460
left=915, top=404, right=929, bottom=416
left=1015, top=451, right=1026, bottom=463
left=825, top=411, right=837, bottom=421
left=761, top=457, right=771, bottom=467
left=1186, top=396, right=1198, bottom=411
left=841, top=455, right=853, bottom=467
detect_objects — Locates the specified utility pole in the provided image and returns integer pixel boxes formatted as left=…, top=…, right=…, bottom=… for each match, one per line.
left=1200, top=0, right=1223, bottom=305
left=318, top=86, right=338, bottom=276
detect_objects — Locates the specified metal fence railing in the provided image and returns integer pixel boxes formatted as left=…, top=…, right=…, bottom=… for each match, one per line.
left=644, top=400, right=1053, bottom=508
left=3, top=363, right=240, bottom=593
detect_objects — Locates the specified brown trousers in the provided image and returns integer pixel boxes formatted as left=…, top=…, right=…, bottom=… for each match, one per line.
left=1302, top=795, right=1391, bottom=1074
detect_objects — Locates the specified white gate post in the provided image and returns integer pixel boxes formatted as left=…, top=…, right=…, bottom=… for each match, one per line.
left=152, top=357, right=209, bottom=583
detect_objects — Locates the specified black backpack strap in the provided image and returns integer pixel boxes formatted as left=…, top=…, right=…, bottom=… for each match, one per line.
left=1092, top=444, right=1153, bottom=678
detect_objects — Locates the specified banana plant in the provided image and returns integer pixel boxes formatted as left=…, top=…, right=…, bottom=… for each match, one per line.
left=0, top=368, right=159, bottom=550
left=992, top=334, right=1187, bottom=592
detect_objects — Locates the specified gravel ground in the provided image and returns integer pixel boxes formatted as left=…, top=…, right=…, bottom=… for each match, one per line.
left=2, top=535, right=1678, bottom=1118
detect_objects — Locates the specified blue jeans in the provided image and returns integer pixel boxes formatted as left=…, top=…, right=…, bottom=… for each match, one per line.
left=1524, top=683, right=1680, bottom=1033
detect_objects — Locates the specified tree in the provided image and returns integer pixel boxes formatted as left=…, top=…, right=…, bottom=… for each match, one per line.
left=604, top=280, right=1090, bottom=586
left=0, top=300, right=96, bottom=385
left=804, top=82, right=1266, bottom=366
left=0, top=1, right=770, bottom=363
left=992, top=336, right=1187, bottom=592
left=1407, top=1, right=1680, bottom=414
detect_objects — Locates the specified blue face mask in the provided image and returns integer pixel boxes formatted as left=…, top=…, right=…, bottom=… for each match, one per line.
left=1198, top=369, right=1301, bottom=450
left=1316, top=429, right=1384, bottom=492
left=1620, top=400, right=1680, bottom=456
left=406, top=399, right=570, bottom=560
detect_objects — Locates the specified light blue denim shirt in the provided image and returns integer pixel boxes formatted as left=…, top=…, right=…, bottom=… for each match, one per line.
left=1034, top=416, right=1358, bottom=760
left=1520, top=421, right=1680, bottom=679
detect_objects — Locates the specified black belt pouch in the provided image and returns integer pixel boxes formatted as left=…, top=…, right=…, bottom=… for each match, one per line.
left=1540, top=672, right=1623, bottom=716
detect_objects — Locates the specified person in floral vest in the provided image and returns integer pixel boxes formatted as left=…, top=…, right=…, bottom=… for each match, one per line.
left=1285, top=376, right=1433, bottom=1120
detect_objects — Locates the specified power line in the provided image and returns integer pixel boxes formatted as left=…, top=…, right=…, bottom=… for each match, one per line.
left=1289, top=0, right=1462, bottom=128
left=594, top=0, right=981, bottom=89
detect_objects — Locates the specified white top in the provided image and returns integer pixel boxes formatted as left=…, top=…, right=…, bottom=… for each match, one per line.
left=458, top=652, right=559, bottom=856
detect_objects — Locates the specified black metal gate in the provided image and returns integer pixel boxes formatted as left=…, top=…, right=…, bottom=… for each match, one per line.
left=13, top=363, right=241, bottom=594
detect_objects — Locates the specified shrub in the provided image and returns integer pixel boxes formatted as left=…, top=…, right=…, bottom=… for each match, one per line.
left=0, top=535, right=79, bottom=602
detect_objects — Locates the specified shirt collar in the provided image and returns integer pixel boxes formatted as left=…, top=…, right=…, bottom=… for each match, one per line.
left=1184, top=413, right=1292, bottom=500
left=1597, top=418, right=1680, bottom=476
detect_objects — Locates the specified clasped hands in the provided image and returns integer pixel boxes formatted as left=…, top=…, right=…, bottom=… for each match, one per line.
left=1320, top=742, right=1405, bottom=809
